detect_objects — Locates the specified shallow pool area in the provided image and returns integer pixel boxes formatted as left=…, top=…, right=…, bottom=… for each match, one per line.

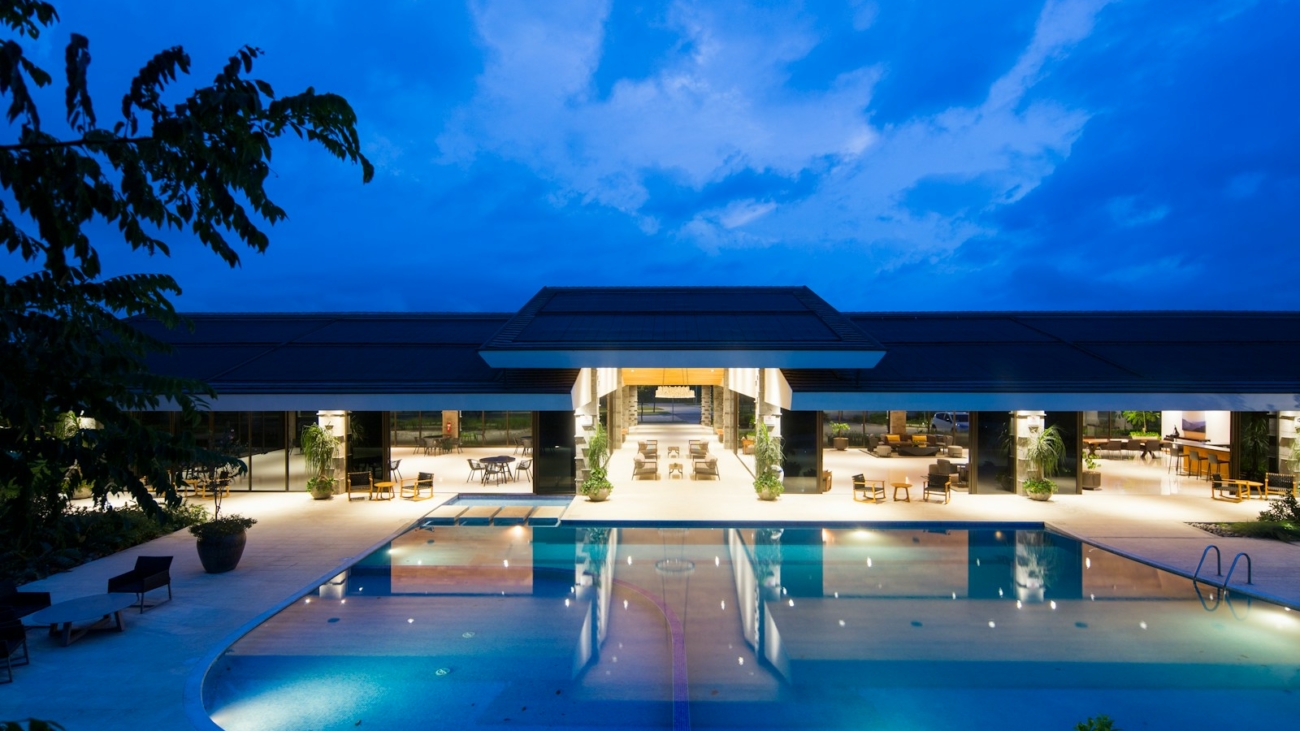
left=202, top=524, right=1300, bottom=730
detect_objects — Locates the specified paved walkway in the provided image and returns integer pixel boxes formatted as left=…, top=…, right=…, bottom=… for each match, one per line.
left=2, top=487, right=1298, bottom=729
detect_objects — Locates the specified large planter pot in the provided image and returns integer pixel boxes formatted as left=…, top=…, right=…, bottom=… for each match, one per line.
left=310, top=484, right=335, bottom=500
left=586, top=487, right=611, bottom=502
left=197, top=531, right=247, bottom=574
left=1081, top=470, right=1102, bottom=490
left=758, top=489, right=779, bottom=501
left=832, top=437, right=848, bottom=451
left=1026, top=491, right=1052, bottom=502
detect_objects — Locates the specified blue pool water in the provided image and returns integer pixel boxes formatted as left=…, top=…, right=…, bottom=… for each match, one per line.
left=203, top=525, right=1300, bottom=730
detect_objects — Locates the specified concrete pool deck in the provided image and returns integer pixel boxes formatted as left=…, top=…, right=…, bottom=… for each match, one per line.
left=2, top=488, right=1298, bottom=729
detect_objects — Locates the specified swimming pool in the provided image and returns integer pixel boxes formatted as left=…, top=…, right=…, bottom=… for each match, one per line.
left=202, top=524, right=1300, bottom=730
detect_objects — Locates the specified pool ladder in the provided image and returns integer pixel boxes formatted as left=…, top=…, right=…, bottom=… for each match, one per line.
left=1192, top=545, right=1253, bottom=616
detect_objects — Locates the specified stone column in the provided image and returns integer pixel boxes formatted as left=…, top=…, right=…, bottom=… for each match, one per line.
left=889, top=410, right=907, bottom=435
left=700, top=386, right=713, bottom=426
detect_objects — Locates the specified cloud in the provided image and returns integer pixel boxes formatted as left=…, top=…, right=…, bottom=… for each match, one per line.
left=439, top=0, right=1112, bottom=265
left=439, top=0, right=879, bottom=222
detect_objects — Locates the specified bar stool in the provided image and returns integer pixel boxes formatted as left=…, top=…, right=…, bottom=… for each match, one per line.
left=1185, top=452, right=1201, bottom=479
left=1167, top=444, right=1182, bottom=473
left=1207, top=453, right=1224, bottom=481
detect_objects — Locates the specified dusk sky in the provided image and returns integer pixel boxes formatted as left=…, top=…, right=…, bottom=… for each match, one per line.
left=7, top=0, right=1299, bottom=313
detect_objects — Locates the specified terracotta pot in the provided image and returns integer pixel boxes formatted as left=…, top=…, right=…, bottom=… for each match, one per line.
left=196, top=531, right=247, bottom=574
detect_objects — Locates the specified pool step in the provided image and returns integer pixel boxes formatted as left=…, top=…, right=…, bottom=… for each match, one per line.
left=527, top=506, right=565, bottom=526
left=419, top=502, right=570, bottom=527
left=493, top=506, right=533, bottom=525
left=457, top=506, right=500, bottom=525
left=422, top=505, right=467, bottom=526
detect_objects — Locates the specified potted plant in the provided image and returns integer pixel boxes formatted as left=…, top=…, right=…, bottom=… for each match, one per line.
left=830, top=422, right=850, bottom=450
left=579, top=423, right=612, bottom=502
left=1081, top=450, right=1101, bottom=490
left=300, top=423, right=340, bottom=499
left=753, top=421, right=784, bottom=501
left=190, top=512, right=257, bottom=573
left=1022, top=424, right=1065, bottom=501
left=188, top=478, right=256, bottom=574
left=1023, top=476, right=1057, bottom=501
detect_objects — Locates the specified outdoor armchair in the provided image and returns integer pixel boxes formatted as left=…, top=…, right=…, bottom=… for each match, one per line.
left=1, top=610, right=30, bottom=684
left=633, top=455, right=659, bottom=480
left=0, top=581, right=51, bottom=620
left=1264, top=472, right=1295, bottom=499
left=692, top=457, right=719, bottom=480
left=106, top=555, right=173, bottom=613
left=922, top=474, right=951, bottom=504
left=348, top=471, right=374, bottom=500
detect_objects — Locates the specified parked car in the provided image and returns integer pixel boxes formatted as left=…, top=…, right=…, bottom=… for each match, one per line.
left=931, top=411, right=969, bottom=433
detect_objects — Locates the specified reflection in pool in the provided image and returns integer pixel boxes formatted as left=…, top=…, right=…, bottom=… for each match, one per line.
left=204, top=525, right=1300, bottom=730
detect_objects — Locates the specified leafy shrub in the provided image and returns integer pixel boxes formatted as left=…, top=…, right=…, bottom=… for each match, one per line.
left=1075, top=715, right=1118, bottom=731
left=189, top=514, right=257, bottom=539
left=0, top=503, right=207, bottom=583
left=1260, top=493, right=1300, bottom=524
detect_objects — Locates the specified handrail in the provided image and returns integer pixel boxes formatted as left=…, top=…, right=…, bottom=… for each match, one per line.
left=1224, top=552, right=1253, bottom=586
left=1194, top=544, right=1222, bottom=581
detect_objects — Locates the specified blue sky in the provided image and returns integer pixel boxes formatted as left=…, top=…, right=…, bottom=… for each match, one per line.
left=6, top=0, right=1299, bottom=313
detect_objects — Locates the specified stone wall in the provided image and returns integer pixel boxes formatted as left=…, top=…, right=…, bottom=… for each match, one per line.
left=701, top=386, right=713, bottom=425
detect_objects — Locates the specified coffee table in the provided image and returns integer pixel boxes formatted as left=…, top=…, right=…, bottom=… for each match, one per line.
left=26, top=593, right=137, bottom=646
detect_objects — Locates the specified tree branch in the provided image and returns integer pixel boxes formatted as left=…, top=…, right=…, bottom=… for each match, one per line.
left=0, top=134, right=152, bottom=152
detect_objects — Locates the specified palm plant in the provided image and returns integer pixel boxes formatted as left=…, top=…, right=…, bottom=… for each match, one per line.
left=580, top=423, right=612, bottom=497
left=1024, top=425, right=1066, bottom=479
left=753, top=421, right=785, bottom=498
left=300, top=424, right=339, bottom=496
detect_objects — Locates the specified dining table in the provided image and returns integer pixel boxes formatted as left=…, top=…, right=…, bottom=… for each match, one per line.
left=480, top=455, right=516, bottom=484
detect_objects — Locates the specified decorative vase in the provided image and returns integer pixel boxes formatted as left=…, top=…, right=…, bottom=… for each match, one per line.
left=197, top=531, right=247, bottom=574
left=587, top=487, right=611, bottom=502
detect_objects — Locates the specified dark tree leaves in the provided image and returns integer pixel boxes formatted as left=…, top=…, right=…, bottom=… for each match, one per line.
left=0, top=2, right=372, bottom=553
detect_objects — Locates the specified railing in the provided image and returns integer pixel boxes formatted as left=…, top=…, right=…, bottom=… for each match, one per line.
left=1191, top=545, right=1254, bottom=617
left=1194, top=545, right=1222, bottom=581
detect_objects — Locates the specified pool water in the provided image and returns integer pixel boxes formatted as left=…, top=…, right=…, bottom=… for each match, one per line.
left=203, top=525, right=1300, bottom=730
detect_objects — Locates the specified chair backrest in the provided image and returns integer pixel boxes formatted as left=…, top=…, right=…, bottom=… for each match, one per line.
left=135, top=556, right=172, bottom=574
left=519, top=459, right=532, bottom=470
left=416, top=471, right=434, bottom=486
left=852, top=473, right=865, bottom=484
left=467, top=459, right=481, bottom=470
left=926, top=473, right=949, bottom=489
left=348, top=471, right=371, bottom=486
left=390, top=459, right=402, bottom=470
left=1267, top=473, right=1294, bottom=490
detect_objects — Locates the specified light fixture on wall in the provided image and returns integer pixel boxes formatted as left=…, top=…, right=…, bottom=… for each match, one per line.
left=654, top=385, right=695, bottom=399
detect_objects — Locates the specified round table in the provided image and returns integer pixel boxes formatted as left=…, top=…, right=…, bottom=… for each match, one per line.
left=27, top=593, right=137, bottom=646
left=480, top=455, right=516, bottom=483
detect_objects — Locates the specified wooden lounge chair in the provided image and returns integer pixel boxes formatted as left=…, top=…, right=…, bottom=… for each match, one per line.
left=347, top=471, right=373, bottom=501
left=1210, top=475, right=1243, bottom=502
left=107, top=555, right=173, bottom=613
left=633, top=455, right=659, bottom=480
left=852, top=474, right=885, bottom=503
left=692, top=457, right=719, bottom=480
left=402, top=472, right=435, bottom=500
left=1263, top=473, right=1295, bottom=499
left=922, top=474, right=951, bottom=504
